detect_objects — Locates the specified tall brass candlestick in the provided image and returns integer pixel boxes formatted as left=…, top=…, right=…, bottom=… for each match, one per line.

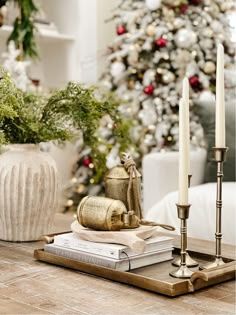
left=172, top=175, right=198, bottom=267
left=200, top=147, right=228, bottom=270
left=170, top=204, right=193, bottom=278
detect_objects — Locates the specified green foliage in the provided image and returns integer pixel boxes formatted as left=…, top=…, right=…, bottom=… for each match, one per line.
left=7, top=0, right=38, bottom=59
left=0, top=70, right=131, bottom=170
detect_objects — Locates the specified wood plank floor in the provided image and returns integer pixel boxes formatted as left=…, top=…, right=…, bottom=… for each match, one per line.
left=0, top=213, right=235, bottom=315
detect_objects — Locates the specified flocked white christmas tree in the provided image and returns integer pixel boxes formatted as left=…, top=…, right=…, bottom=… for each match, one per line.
left=101, top=0, right=235, bottom=157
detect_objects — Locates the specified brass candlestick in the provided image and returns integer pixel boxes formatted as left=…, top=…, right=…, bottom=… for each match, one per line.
left=172, top=175, right=198, bottom=268
left=170, top=204, right=194, bottom=278
left=200, top=147, right=228, bottom=270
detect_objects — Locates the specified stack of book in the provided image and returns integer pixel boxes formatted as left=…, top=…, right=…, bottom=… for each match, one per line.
left=44, top=233, right=173, bottom=272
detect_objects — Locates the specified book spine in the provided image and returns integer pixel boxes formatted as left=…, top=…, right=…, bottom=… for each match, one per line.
left=53, top=238, right=122, bottom=259
left=138, top=240, right=173, bottom=255
left=54, top=235, right=173, bottom=259
left=45, top=245, right=129, bottom=271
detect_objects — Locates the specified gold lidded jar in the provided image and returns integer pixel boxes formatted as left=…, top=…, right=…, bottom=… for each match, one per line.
left=104, top=165, right=142, bottom=218
left=77, top=195, right=127, bottom=231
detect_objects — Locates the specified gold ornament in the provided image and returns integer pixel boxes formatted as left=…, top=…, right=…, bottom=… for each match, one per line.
left=146, top=24, right=156, bottom=37
left=204, top=61, right=216, bottom=74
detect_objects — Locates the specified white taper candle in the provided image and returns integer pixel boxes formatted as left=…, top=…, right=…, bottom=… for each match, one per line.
left=215, top=43, right=225, bottom=148
left=178, top=98, right=189, bottom=205
left=182, top=77, right=190, bottom=175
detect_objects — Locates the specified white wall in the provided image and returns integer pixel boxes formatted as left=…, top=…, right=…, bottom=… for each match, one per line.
left=47, top=0, right=119, bottom=210
left=96, top=0, right=119, bottom=79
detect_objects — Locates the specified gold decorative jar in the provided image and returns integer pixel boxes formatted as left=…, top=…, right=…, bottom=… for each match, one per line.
left=104, top=163, right=142, bottom=219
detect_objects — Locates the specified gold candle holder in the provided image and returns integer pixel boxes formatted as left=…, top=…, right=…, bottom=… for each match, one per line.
left=172, top=175, right=199, bottom=268
left=170, top=204, right=194, bottom=278
left=200, top=147, right=228, bottom=270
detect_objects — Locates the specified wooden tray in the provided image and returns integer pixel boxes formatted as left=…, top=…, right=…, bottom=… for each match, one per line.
left=34, top=247, right=235, bottom=297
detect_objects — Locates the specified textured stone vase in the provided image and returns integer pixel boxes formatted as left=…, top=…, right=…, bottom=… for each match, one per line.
left=0, top=144, right=59, bottom=241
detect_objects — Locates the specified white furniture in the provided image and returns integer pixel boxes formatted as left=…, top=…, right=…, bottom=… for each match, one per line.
left=143, top=148, right=207, bottom=211
left=143, top=149, right=236, bottom=245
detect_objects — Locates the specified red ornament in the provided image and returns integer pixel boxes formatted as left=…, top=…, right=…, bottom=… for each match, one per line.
left=189, top=75, right=199, bottom=87
left=143, top=85, right=155, bottom=95
left=156, top=37, right=167, bottom=48
left=180, top=4, right=189, bottom=14
left=116, top=25, right=126, bottom=35
left=83, top=157, right=92, bottom=167
left=189, top=0, right=201, bottom=5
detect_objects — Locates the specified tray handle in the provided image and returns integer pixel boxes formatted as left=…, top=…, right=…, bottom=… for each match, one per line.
left=190, top=261, right=236, bottom=283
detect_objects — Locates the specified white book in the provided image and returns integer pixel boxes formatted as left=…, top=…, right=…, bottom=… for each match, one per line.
left=53, top=232, right=173, bottom=259
left=44, top=244, right=173, bottom=272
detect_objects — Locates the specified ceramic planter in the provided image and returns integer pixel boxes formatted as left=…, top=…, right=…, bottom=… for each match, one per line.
left=0, top=144, right=59, bottom=241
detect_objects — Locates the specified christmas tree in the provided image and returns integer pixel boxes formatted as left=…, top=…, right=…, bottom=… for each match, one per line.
left=64, top=0, right=235, bottom=210
left=101, top=0, right=235, bottom=155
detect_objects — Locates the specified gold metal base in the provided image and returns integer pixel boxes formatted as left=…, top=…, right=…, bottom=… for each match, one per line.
left=199, top=257, right=225, bottom=270
left=169, top=265, right=194, bottom=279
left=213, top=147, right=228, bottom=162
left=172, top=251, right=199, bottom=267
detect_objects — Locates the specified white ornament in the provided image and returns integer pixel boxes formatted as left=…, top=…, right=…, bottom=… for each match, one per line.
left=110, top=61, right=125, bottom=79
left=173, top=18, right=185, bottom=29
left=143, top=69, right=156, bottom=86
left=211, top=20, right=222, bottom=33
left=142, top=39, right=152, bottom=51
left=162, top=71, right=175, bottom=84
left=145, top=0, right=161, bottom=10
left=139, top=107, right=157, bottom=127
left=106, top=146, right=121, bottom=169
left=186, top=62, right=199, bottom=77
left=2, top=41, right=20, bottom=73
left=2, top=41, right=31, bottom=91
left=174, top=29, right=197, bottom=49
left=199, top=90, right=215, bottom=103
left=144, top=134, right=156, bottom=147
left=153, top=97, right=162, bottom=107
left=14, top=61, right=31, bottom=92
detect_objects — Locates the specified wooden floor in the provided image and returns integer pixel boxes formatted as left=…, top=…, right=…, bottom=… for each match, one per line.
left=0, top=213, right=235, bottom=315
